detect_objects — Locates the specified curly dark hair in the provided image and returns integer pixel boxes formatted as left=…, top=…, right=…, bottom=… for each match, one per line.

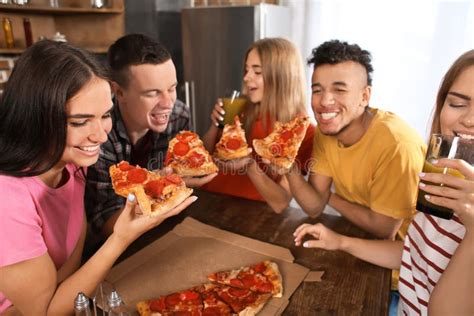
left=307, top=40, right=373, bottom=86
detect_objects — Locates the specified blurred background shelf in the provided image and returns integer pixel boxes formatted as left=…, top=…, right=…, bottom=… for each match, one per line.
left=0, top=0, right=124, bottom=55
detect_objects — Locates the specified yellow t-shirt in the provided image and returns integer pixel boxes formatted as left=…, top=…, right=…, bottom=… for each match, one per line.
left=311, top=108, right=426, bottom=239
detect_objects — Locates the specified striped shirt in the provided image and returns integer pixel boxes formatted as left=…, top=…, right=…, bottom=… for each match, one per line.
left=399, top=212, right=465, bottom=315
left=85, top=98, right=190, bottom=232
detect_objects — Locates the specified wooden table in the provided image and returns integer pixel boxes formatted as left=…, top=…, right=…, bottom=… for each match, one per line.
left=119, top=190, right=391, bottom=316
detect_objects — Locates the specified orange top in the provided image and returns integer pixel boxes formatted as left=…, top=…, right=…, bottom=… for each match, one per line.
left=202, top=117, right=315, bottom=201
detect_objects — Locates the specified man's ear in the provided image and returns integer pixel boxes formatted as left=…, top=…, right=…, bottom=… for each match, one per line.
left=111, top=81, right=124, bottom=100
left=361, top=85, right=372, bottom=107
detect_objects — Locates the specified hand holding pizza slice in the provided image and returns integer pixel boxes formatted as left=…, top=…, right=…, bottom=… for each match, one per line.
left=110, top=161, right=193, bottom=217
left=165, top=131, right=219, bottom=177
left=253, top=116, right=310, bottom=171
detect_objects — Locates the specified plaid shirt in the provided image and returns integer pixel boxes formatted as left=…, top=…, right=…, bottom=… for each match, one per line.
left=85, top=98, right=190, bottom=232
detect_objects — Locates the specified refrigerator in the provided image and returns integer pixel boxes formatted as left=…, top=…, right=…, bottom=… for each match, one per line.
left=181, top=4, right=290, bottom=135
left=124, top=0, right=192, bottom=101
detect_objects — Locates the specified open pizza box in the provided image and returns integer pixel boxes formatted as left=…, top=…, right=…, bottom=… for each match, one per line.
left=105, top=217, right=310, bottom=315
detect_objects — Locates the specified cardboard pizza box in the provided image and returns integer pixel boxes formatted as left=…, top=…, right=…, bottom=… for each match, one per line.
left=105, top=217, right=310, bottom=315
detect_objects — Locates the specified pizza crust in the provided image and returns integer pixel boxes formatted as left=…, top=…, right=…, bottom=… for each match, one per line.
left=238, top=293, right=272, bottom=316
left=150, top=187, right=193, bottom=216
left=214, top=146, right=249, bottom=161
left=171, top=160, right=218, bottom=177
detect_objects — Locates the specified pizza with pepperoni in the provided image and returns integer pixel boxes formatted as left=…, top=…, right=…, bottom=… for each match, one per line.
left=253, top=116, right=310, bottom=170
left=165, top=131, right=218, bottom=177
left=135, top=261, right=282, bottom=316
left=214, top=116, right=251, bottom=161
left=109, top=161, right=193, bottom=217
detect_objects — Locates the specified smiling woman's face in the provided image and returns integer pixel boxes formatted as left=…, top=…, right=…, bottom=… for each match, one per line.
left=440, top=65, right=474, bottom=139
left=243, top=48, right=264, bottom=104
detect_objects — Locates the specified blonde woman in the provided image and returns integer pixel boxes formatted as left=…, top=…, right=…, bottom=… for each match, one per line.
left=202, top=38, right=315, bottom=213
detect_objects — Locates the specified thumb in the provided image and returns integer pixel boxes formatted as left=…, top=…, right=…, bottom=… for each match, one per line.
left=123, top=193, right=138, bottom=216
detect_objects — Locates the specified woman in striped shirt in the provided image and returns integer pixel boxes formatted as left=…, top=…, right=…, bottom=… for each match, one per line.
left=293, top=49, right=474, bottom=316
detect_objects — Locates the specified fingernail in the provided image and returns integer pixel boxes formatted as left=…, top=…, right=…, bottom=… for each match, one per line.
left=432, top=160, right=438, bottom=164
left=219, top=117, right=224, bottom=121
left=303, top=242, right=309, bottom=248
left=419, top=172, right=425, bottom=178
left=419, top=182, right=426, bottom=188
left=220, top=110, right=225, bottom=115
left=127, top=193, right=135, bottom=202
left=190, top=196, right=198, bottom=202
left=215, top=122, right=219, bottom=127
left=425, top=194, right=431, bottom=201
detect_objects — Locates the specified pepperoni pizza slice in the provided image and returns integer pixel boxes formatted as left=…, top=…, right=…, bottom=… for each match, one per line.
left=214, top=116, right=251, bottom=161
left=136, top=287, right=203, bottom=316
left=110, top=161, right=193, bottom=217
left=207, top=261, right=283, bottom=298
left=165, top=131, right=218, bottom=177
left=253, top=116, right=310, bottom=170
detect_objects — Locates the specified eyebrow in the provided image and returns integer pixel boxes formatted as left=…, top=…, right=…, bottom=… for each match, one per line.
left=142, top=82, right=178, bottom=94
left=448, top=91, right=471, bottom=101
left=68, top=105, right=114, bottom=119
left=311, top=81, right=347, bottom=88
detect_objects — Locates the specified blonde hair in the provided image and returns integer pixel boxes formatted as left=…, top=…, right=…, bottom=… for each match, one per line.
left=242, top=38, right=307, bottom=134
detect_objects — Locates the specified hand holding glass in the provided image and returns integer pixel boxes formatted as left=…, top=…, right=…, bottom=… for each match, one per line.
left=219, top=90, right=247, bottom=128
left=417, top=134, right=473, bottom=219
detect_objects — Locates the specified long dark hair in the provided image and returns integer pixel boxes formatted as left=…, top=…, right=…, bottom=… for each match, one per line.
left=430, top=49, right=474, bottom=135
left=0, top=40, right=109, bottom=177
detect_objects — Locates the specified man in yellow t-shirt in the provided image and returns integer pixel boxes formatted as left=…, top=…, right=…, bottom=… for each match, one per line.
left=285, top=40, right=426, bottom=240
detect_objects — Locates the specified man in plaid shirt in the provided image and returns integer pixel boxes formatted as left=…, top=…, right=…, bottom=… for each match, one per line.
left=85, top=34, right=216, bottom=236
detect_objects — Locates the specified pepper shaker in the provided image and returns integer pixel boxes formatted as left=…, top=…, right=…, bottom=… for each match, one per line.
left=74, top=292, right=92, bottom=316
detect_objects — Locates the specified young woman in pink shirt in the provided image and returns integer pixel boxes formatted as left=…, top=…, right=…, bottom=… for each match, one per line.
left=0, top=40, right=196, bottom=315
left=293, top=49, right=474, bottom=315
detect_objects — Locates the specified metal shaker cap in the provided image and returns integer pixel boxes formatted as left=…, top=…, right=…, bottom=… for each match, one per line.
left=74, top=292, right=90, bottom=310
left=107, top=290, right=123, bottom=308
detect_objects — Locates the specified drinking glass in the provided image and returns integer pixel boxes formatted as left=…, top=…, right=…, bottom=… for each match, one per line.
left=416, top=134, right=473, bottom=219
left=219, top=89, right=247, bottom=128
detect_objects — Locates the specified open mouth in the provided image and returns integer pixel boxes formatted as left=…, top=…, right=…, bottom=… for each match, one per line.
left=151, top=113, right=170, bottom=125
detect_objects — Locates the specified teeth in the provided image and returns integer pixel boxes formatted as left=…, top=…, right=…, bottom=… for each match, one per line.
left=457, top=133, right=474, bottom=140
left=79, top=145, right=100, bottom=152
left=152, top=113, right=169, bottom=120
left=320, top=112, right=337, bottom=120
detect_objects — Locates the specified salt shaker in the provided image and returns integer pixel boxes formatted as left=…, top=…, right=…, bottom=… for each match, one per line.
left=74, top=292, right=92, bottom=316
left=107, top=290, right=130, bottom=316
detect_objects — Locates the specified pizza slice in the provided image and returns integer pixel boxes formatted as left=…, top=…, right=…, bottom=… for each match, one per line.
left=210, top=283, right=272, bottom=315
left=165, top=131, right=219, bottom=177
left=110, top=161, right=193, bottom=217
left=136, top=287, right=203, bottom=316
left=214, top=116, right=251, bottom=161
left=207, top=261, right=283, bottom=298
left=253, top=116, right=310, bottom=170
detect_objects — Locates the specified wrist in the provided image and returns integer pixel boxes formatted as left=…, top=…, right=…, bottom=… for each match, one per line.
left=338, top=235, right=350, bottom=252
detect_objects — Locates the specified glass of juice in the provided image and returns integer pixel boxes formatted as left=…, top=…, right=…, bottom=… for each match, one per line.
left=219, top=90, right=247, bottom=128
left=416, top=134, right=473, bottom=219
